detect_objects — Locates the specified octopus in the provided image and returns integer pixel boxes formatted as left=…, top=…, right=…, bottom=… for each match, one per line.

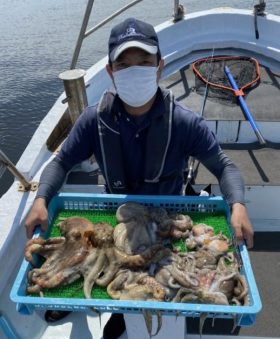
left=114, top=202, right=193, bottom=255
left=153, top=266, right=180, bottom=300
left=25, top=213, right=171, bottom=298
left=161, top=252, right=199, bottom=287
left=214, top=255, right=249, bottom=305
left=108, top=250, right=201, bottom=302
left=152, top=251, right=200, bottom=301
left=25, top=216, right=96, bottom=294
left=107, top=269, right=166, bottom=301
left=173, top=254, right=249, bottom=305
left=185, top=223, right=230, bottom=254
left=187, top=249, right=223, bottom=269
left=82, top=240, right=170, bottom=299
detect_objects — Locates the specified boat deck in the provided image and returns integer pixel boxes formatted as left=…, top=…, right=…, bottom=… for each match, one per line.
left=160, top=64, right=280, bottom=187
left=164, top=64, right=280, bottom=122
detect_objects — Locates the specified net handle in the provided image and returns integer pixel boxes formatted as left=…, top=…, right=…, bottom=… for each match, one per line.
left=192, top=56, right=261, bottom=95
left=224, top=65, right=266, bottom=145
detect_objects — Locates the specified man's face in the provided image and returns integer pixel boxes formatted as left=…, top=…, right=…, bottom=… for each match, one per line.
left=111, top=47, right=158, bottom=71
left=106, top=47, right=164, bottom=83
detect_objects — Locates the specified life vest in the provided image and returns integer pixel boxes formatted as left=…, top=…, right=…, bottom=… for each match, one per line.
left=96, top=88, right=174, bottom=193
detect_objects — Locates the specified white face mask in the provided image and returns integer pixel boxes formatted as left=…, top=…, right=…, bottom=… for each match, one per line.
left=113, top=66, right=158, bottom=107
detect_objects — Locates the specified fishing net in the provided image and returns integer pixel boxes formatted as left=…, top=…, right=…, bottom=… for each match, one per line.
left=192, top=56, right=260, bottom=104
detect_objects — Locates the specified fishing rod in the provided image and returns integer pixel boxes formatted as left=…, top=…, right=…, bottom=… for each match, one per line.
left=185, top=48, right=215, bottom=188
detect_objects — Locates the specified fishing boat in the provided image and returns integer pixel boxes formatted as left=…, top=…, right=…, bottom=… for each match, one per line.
left=0, top=0, right=279, bottom=338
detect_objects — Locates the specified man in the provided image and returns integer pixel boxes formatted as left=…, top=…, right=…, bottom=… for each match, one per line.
left=25, top=17, right=254, bottom=339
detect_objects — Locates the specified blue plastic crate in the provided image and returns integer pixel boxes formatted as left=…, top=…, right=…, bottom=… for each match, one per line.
left=10, top=193, right=262, bottom=326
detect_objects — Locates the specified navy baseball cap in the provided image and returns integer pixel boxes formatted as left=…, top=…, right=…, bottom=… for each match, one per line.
left=108, top=18, right=160, bottom=62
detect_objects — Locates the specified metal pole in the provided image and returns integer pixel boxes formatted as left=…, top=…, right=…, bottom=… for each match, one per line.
left=59, top=69, right=88, bottom=125
left=173, top=0, right=184, bottom=22
left=0, top=149, right=31, bottom=191
left=254, top=0, right=266, bottom=39
left=255, top=0, right=266, bottom=15
left=186, top=50, right=215, bottom=187
left=70, top=0, right=143, bottom=69
left=174, top=0, right=179, bottom=14
left=84, top=0, right=144, bottom=38
left=70, top=0, right=95, bottom=70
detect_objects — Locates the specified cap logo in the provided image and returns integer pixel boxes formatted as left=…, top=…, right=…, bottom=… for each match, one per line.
left=118, top=24, right=145, bottom=41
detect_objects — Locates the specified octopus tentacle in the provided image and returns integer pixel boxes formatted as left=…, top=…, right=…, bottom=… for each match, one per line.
left=173, top=287, right=199, bottom=302
left=34, top=271, right=66, bottom=289
left=198, top=290, right=229, bottom=305
left=136, top=275, right=166, bottom=300
left=83, top=251, right=107, bottom=298
left=107, top=270, right=131, bottom=299
left=167, top=265, right=199, bottom=288
left=120, top=284, right=156, bottom=300
left=25, top=236, right=65, bottom=257
left=114, top=245, right=170, bottom=268
left=168, top=277, right=181, bottom=289
left=96, top=265, right=119, bottom=287
left=25, top=237, right=65, bottom=266
left=233, top=274, right=249, bottom=304
left=27, top=284, right=42, bottom=294
left=95, top=248, right=120, bottom=286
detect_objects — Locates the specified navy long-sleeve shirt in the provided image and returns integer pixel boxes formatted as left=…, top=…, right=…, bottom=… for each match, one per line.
left=37, top=89, right=245, bottom=205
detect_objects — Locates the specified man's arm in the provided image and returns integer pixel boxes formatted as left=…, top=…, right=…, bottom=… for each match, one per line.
left=25, top=106, right=98, bottom=238
left=25, top=157, right=70, bottom=238
left=36, top=157, right=69, bottom=204
left=201, top=148, right=254, bottom=248
left=201, top=148, right=244, bottom=205
left=174, top=103, right=254, bottom=247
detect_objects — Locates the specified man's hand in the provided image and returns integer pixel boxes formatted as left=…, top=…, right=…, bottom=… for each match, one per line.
left=230, top=202, right=254, bottom=249
left=25, top=197, right=48, bottom=239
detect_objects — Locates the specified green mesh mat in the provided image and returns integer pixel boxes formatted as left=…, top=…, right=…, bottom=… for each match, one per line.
left=31, top=209, right=231, bottom=299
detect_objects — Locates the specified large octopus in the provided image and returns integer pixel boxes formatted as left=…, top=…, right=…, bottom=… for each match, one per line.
left=25, top=216, right=96, bottom=294
left=114, top=202, right=193, bottom=255
left=25, top=215, right=170, bottom=298
left=82, top=229, right=170, bottom=299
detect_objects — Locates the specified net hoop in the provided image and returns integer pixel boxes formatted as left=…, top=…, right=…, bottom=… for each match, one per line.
left=192, top=56, right=261, bottom=96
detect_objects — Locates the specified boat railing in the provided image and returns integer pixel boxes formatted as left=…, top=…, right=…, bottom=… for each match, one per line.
left=69, top=0, right=267, bottom=69
left=58, top=0, right=270, bottom=144
left=70, top=0, right=185, bottom=69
